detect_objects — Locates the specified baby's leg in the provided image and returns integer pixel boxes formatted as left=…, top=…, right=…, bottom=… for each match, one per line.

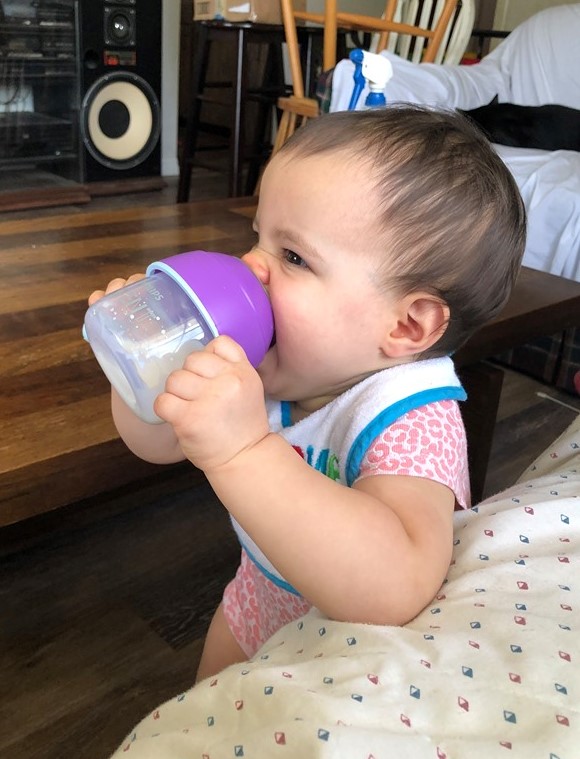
left=196, top=602, right=246, bottom=682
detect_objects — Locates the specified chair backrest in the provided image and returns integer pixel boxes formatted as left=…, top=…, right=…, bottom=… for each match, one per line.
left=280, top=0, right=460, bottom=99
left=379, top=0, right=475, bottom=65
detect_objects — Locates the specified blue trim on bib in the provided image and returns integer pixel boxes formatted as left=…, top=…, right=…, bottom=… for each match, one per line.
left=281, top=401, right=293, bottom=428
left=243, top=544, right=301, bottom=596
left=345, top=385, right=467, bottom=486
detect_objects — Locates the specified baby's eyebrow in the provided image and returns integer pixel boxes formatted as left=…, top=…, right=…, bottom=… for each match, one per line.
left=274, top=227, right=323, bottom=262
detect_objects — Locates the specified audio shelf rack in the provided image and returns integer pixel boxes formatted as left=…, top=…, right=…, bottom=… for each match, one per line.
left=0, top=0, right=88, bottom=211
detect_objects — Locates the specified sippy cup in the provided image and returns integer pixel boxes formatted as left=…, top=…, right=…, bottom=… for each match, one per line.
left=83, top=250, right=274, bottom=424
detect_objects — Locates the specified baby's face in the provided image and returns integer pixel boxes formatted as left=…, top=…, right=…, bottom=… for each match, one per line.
left=242, top=151, right=400, bottom=410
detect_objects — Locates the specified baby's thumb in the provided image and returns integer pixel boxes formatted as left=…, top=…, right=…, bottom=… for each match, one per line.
left=207, top=335, right=248, bottom=363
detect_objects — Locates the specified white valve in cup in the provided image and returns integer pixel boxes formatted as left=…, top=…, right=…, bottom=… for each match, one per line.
left=83, top=250, right=274, bottom=423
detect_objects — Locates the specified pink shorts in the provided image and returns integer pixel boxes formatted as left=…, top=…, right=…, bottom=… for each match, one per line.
left=222, top=548, right=311, bottom=657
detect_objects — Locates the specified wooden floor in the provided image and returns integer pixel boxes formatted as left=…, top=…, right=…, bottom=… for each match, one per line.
left=1, top=172, right=579, bottom=759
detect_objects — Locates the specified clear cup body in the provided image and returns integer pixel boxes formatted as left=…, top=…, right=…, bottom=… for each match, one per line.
left=84, top=271, right=215, bottom=423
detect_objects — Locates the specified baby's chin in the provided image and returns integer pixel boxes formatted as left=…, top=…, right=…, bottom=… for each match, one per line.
left=256, top=347, right=316, bottom=403
left=255, top=350, right=279, bottom=393
left=256, top=359, right=299, bottom=402
left=257, top=375, right=286, bottom=401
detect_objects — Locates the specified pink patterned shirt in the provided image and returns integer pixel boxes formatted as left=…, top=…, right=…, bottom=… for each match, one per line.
left=357, top=399, right=470, bottom=508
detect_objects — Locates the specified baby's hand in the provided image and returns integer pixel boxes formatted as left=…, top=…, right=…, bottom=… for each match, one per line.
left=155, top=335, right=270, bottom=473
left=88, top=273, right=146, bottom=306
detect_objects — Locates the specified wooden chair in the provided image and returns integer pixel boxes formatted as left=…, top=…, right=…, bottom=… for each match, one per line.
left=380, top=0, right=476, bottom=65
left=271, top=0, right=461, bottom=157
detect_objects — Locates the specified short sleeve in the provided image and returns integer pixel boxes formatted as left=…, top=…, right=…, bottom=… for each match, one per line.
left=356, top=400, right=470, bottom=508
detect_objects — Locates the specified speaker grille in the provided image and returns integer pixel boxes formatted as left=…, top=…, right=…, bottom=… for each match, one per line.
left=81, top=71, right=160, bottom=170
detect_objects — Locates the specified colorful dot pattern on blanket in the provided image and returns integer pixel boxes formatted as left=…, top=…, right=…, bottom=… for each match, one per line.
left=111, top=417, right=580, bottom=758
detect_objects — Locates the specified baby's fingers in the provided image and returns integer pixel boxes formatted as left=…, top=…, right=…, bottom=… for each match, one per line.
left=206, top=335, right=249, bottom=364
left=166, top=353, right=230, bottom=399
left=88, top=289, right=107, bottom=306
left=88, top=273, right=146, bottom=305
left=154, top=388, right=187, bottom=425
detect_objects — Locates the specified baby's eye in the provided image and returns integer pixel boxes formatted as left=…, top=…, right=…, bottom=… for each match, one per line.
left=284, top=249, right=308, bottom=268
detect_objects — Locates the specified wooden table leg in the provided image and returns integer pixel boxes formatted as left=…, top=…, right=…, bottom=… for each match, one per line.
left=459, top=361, right=505, bottom=504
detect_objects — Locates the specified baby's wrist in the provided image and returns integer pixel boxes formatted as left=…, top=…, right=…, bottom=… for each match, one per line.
left=203, top=431, right=279, bottom=480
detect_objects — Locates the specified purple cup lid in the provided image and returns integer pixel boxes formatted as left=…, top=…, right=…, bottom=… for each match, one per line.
left=146, top=250, right=274, bottom=367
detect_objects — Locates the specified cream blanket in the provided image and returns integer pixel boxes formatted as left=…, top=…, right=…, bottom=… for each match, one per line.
left=111, top=415, right=580, bottom=758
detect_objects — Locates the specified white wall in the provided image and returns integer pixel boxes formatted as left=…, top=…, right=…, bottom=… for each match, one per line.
left=161, top=0, right=180, bottom=177
left=493, top=0, right=579, bottom=30
left=306, top=0, right=387, bottom=13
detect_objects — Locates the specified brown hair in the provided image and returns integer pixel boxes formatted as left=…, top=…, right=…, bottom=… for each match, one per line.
left=278, top=105, right=527, bottom=357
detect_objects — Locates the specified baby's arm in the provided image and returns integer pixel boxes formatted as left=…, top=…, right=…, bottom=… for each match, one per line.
left=209, top=437, right=454, bottom=627
left=156, top=335, right=455, bottom=627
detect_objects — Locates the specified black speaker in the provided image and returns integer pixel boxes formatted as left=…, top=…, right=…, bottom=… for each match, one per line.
left=78, top=0, right=162, bottom=183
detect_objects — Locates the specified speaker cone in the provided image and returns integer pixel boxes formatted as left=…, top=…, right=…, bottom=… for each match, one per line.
left=81, top=71, right=160, bottom=171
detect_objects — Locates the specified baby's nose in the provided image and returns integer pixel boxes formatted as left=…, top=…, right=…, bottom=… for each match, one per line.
left=241, top=250, right=270, bottom=286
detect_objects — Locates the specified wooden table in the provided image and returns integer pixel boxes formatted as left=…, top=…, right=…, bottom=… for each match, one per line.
left=1, top=196, right=579, bottom=527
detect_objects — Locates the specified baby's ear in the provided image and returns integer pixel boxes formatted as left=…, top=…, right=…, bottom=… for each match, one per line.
left=381, top=294, right=449, bottom=358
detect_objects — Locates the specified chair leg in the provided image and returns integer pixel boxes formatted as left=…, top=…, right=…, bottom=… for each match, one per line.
left=245, top=41, right=285, bottom=195
left=272, top=110, right=295, bottom=155
left=181, top=24, right=287, bottom=199
left=459, top=361, right=504, bottom=504
left=254, top=108, right=292, bottom=195
left=245, top=99, right=273, bottom=196
left=177, top=23, right=209, bottom=203
left=229, top=26, right=246, bottom=197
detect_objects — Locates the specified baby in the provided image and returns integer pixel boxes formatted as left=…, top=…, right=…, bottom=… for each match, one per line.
left=89, top=105, right=526, bottom=681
